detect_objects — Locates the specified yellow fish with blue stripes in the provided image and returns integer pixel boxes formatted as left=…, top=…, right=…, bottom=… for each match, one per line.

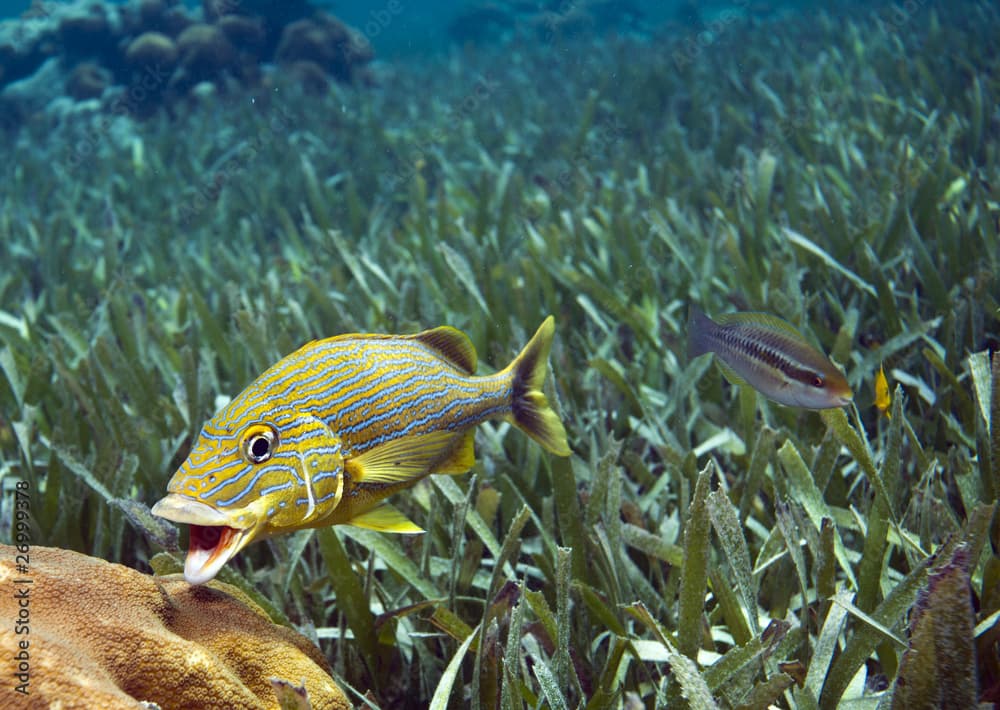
left=152, top=317, right=570, bottom=584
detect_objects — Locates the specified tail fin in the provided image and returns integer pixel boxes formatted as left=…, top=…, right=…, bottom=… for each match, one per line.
left=687, top=305, right=715, bottom=359
left=505, top=317, right=571, bottom=456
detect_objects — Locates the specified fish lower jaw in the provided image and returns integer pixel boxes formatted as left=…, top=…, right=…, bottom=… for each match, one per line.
left=183, top=524, right=253, bottom=585
left=150, top=494, right=259, bottom=585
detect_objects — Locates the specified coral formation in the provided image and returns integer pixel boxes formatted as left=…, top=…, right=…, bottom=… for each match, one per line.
left=216, top=14, right=266, bottom=53
left=124, top=31, right=178, bottom=71
left=0, top=0, right=372, bottom=125
left=275, top=14, right=373, bottom=83
left=0, top=545, right=349, bottom=709
left=66, top=60, right=112, bottom=100
left=175, top=23, right=236, bottom=82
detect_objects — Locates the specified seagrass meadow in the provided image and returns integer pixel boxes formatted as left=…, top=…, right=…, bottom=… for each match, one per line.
left=1, top=0, right=1000, bottom=707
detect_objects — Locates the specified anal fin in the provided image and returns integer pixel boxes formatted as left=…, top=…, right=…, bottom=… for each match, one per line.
left=348, top=503, right=424, bottom=533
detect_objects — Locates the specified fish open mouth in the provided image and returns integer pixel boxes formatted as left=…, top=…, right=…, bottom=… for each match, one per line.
left=150, top=494, right=255, bottom=585
left=184, top=524, right=245, bottom=585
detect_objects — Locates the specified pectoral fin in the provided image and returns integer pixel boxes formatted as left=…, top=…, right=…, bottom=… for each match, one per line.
left=348, top=503, right=423, bottom=533
left=346, top=430, right=472, bottom=484
left=432, top=429, right=475, bottom=475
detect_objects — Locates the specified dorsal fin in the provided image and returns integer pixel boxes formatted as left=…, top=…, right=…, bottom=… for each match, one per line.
left=412, top=326, right=477, bottom=374
left=715, top=311, right=808, bottom=339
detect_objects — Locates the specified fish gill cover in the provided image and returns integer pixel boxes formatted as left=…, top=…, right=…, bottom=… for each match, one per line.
left=0, top=0, right=999, bottom=708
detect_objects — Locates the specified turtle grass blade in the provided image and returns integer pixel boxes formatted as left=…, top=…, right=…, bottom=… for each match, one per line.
left=776, top=439, right=857, bottom=589
left=708, top=487, right=759, bottom=636
left=677, top=463, right=714, bottom=661
left=432, top=475, right=502, bottom=560
left=783, top=227, right=876, bottom=298
left=110, top=497, right=179, bottom=552
left=339, top=526, right=443, bottom=600
left=532, top=653, right=570, bottom=710
left=626, top=601, right=720, bottom=710
left=968, top=350, right=998, bottom=500
left=802, top=589, right=852, bottom=702
left=429, top=622, right=480, bottom=710
left=52, top=444, right=114, bottom=504
left=701, top=620, right=788, bottom=694
left=317, top=527, right=378, bottom=668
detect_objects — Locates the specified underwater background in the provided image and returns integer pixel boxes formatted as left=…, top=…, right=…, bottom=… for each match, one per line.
left=1, top=0, right=999, bottom=708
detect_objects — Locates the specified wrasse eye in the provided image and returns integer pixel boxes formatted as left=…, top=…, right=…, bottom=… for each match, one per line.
left=811, top=374, right=826, bottom=388
left=240, top=423, right=278, bottom=464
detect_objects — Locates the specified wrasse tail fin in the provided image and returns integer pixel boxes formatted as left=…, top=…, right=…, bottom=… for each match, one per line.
left=687, top=304, right=715, bottom=359
left=347, top=503, right=423, bottom=533
left=506, top=316, right=571, bottom=456
left=687, top=305, right=749, bottom=387
left=346, top=430, right=473, bottom=484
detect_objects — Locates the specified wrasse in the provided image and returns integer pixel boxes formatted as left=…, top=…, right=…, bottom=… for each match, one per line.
left=152, top=318, right=570, bottom=584
left=688, top=306, right=853, bottom=409
left=874, top=363, right=891, bottom=418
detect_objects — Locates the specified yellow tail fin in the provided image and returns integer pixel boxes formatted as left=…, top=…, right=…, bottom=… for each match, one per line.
left=505, top=317, right=571, bottom=456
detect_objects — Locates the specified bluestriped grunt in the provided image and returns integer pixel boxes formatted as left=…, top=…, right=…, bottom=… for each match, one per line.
left=688, top=306, right=852, bottom=409
left=152, top=318, right=570, bottom=584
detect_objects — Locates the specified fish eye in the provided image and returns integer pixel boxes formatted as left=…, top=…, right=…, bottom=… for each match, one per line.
left=811, top=374, right=826, bottom=388
left=240, top=424, right=277, bottom=464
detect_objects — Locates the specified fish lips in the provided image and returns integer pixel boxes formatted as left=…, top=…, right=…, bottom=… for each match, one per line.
left=828, top=382, right=854, bottom=408
left=150, top=494, right=258, bottom=585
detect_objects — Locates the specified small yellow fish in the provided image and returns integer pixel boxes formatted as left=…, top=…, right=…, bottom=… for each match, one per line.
left=688, top=306, right=853, bottom=409
left=152, top=318, right=570, bottom=584
left=875, top=363, right=891, bottom=418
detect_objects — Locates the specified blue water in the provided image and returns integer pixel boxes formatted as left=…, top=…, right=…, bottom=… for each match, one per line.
left=0, top=1, right=755, bottom=56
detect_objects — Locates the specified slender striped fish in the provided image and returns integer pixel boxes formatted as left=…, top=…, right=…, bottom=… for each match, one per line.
left=688, top=305, right=852, bottom=409
left=152, top=317, right=570, bottom=584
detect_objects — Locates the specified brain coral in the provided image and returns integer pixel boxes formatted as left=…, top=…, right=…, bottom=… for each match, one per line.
left=0, top=544, right=349, bottom=710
